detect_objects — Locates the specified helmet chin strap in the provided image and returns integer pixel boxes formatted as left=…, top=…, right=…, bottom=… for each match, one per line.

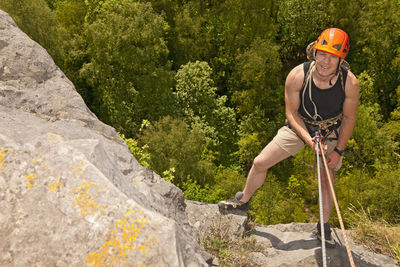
left=329, top=60, right=342, bottom=86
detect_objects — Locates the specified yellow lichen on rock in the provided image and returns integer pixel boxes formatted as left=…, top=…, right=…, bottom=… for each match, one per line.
left=48, top=179, right=64, bottom=193
left=72, top=179, right=101, bottom=217
left=72, top=158, right=86, bottom=177
left=25, top=173, right=38, bottom=188
left=86, top=209, right=157, bottom=267
left=0, top=147, right=7, bottom=171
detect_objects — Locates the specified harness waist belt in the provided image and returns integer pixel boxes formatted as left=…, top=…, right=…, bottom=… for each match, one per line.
left=299, top=113, right=343, bottom=131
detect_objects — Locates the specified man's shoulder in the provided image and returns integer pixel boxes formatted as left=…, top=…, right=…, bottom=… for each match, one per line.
left=346, top=70, right=360, bottom=87
left=288, top=63, right=306, bottom=78
left=285, top=63, right=306, bottom=91
left=291, top=63, right=307, bottom=79
left=344, top=70, right=360, bottom=96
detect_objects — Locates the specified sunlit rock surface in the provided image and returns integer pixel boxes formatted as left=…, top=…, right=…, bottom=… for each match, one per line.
left=0, top=9, right=209, bottom=267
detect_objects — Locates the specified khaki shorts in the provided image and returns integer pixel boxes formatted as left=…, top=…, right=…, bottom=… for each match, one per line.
left=272, top=126, right=343, bottom=171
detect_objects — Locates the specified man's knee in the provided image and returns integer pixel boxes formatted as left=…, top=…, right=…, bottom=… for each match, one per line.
left=252, top=155, right=269, bottom=172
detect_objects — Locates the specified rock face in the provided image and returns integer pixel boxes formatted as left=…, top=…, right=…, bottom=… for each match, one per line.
left=185, top=201, right=398, bottom=267
left=0, top=10, right=209, bottom=266
left=249, top=223, right=397, bottom=267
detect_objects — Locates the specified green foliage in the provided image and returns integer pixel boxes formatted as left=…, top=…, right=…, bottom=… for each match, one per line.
left=363, top=163, right=400, bottom=223
left=161, top=167, right=175, bottom=183
left=212, top=166, right=247, bottom=200
left=236, top=133, right=262, bottom=171
left=119, top=133, right=150, bottom=168
left=237, top=108, right=285, bottom=172
left=79, top=0, right=175, bottom=135
left=83, top=0, right=129, bottom=23
left=139, top=116, right=215, bottom=186
left=337, top=161, right=400, bottom=225
left=277, top=0, right=330, bottom=66
left=249, top=170, right=313, bottom=225
left=181, top=178, right=225, bottom=203
left=352, top=0, right=400, bottom=118
left=358, top=71, right=378, bottom=106
left=344, top=104, right=396, bottom=172
left=175, top=61, right=238, bottom=164
left=248, top=175, right=285, bottom=225
left=169, top=1, right=210, bottom=69
left=55, top=0, right=86, bottom=34
left=232, top=37, right=283, bottom=118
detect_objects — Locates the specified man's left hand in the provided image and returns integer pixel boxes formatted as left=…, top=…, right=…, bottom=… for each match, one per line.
left=326, top=150, right=341, bottom=169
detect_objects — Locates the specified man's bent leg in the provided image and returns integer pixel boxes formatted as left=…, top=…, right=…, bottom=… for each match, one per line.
left=218, top=126, right=303, bottom=212
left=241, top=141, right=291, bottom=203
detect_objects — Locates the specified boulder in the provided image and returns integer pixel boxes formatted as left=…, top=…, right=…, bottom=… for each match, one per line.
left=185, top=200, right=248, bottom=241
left=0, top=9, right=209, bottom=266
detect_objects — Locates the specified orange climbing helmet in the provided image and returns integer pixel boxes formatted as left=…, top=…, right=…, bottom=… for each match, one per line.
left=314, top=28, right=349, bottom=59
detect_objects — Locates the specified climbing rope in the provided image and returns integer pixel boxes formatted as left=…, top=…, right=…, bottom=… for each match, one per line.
left=314, top=132, right=327, bottom=267
left=317, top=141, right=356, bottom=267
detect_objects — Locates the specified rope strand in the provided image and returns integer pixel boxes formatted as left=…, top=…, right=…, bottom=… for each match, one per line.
left=318, top=142, right=355, bottom=267
left=315, top=134, right=327, bottom=267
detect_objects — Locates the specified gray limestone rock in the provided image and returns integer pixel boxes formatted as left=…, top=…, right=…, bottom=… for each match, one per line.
left=0, top=9, right=209, bottom=267
left=185, top=200, right=249, bottom=241
left=249, top=223, right=397, bottom=267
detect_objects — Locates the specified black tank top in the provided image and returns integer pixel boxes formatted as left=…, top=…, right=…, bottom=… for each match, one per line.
left=298, top=61, right=348, bottom=121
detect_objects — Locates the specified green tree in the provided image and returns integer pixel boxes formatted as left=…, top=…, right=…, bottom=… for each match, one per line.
left=277, top=0, right=330, bottom=68
left=351, top=0, right=400, bottom=118
left=385, top=48, right=400, bottom=155
left=175, top=61, right=237, bottom=164
left=55, top=0, right=87, bottom=35
left=232, top=37, right=283, bottom=118
left=343, top=104, right=396, bottom=173
left=79, top=1, right=175, bottom=135
left=249, top=175, right=285, bottom=224
left=170, top=1, right=211, bottom=69
left=139, top=116, right=215, bottom=186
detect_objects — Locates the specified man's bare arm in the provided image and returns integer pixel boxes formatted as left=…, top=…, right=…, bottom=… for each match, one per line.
left=336, top=71, right=360, bottom=150
left=285, top=64, right=314, bottom=147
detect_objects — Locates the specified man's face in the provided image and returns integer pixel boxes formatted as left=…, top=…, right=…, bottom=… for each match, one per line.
left=314, top=50, right=341, bottom=76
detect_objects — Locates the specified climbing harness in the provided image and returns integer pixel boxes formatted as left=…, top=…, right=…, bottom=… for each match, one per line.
left=314, top=132, right=356, bottom=267
left=299, top=113, right=342, bottom=141
left=301, top=60, right=345, bottom=129
left=301, top=61, right=345, bottom=173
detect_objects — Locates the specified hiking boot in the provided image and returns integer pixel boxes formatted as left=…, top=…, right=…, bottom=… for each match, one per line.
left=315, top=222, right=336, bottom=248
left=218, top=192, right=249, bottom=212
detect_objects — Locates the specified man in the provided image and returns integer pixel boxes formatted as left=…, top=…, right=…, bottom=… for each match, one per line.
left=218, top=28, right=360, bottom=246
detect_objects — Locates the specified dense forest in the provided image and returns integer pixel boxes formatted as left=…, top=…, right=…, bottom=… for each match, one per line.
left=1, top=0, right=399, bottom=229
